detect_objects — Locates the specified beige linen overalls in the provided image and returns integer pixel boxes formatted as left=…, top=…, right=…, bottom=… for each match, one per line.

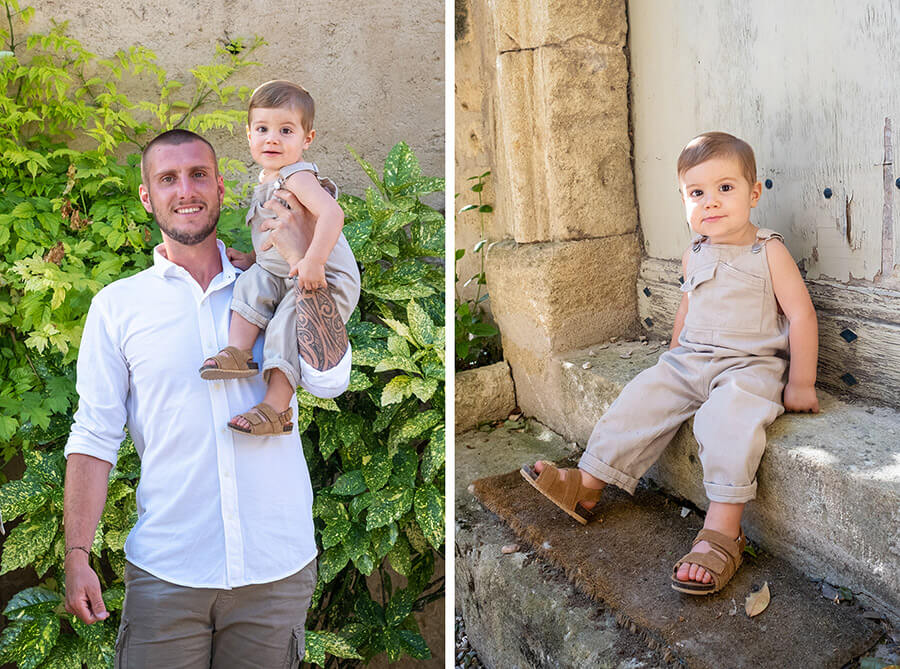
left=230, top=161, right=361, bottom=388
left=578, top=228, right=789, bottom=504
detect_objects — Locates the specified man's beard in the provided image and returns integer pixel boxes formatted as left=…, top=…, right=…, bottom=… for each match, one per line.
left=149, top=197, right=219, bottom=246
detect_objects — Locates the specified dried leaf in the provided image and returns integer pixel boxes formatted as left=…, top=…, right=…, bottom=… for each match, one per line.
left=745, top=582, right=770, bottom=617
left=501, top=544, right=519, bottom=554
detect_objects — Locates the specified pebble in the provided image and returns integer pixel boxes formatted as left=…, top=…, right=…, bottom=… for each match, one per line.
left=582, top=361, right=592, bottom=369
left=455, top=614, right=486, bottom=669
left=501, top=543, right=520, bottom=554
left=619, top=351, right=633, bottom=359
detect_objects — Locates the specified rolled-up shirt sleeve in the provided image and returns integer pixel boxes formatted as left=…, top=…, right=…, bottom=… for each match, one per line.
left=64, top=294, right=129, bottom=465
left=297, top=343, right=352, bottom=399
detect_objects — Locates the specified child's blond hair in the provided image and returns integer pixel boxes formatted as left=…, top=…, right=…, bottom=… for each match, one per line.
left=677, top=131, right=757, bottom=187
left=248, top=80, right=315, bottom=133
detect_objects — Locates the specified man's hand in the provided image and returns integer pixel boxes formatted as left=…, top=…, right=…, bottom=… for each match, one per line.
left=783, top=382, right=819, bottom=413
left=64, top=551, right=109, bottom=624
left=226, top=247, right=255, bottom=271
left=259, top=189, right=315, bottom=268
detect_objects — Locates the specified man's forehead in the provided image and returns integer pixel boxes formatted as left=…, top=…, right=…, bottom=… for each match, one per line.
left=146, top=140, right=217, bottom=174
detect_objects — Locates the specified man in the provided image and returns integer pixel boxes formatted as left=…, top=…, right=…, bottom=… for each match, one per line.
left=63, top=129, right=351, bottom=668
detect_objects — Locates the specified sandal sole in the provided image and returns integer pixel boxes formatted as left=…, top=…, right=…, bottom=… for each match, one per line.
left=519, top=465, right=596, bottom=525
left=670, top=576, right=717, bottom=595
left=227, top=423, right=293, bottom=436
left=198, top=363, right=259, bottom=380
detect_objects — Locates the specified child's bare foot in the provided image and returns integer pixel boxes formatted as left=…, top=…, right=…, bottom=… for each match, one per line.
left=674, top=501, right=745, bottom=585
left=532, top=461, right=606, bottom=510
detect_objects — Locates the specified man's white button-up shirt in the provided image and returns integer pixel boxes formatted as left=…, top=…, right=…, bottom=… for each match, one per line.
left=65, top=241, right=351, bottom=588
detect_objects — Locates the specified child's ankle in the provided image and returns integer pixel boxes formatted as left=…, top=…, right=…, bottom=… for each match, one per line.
left=578, top=469, right=606, bottom=490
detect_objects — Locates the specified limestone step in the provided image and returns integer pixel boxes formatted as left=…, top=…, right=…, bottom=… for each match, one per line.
left=456, top=425, right=890, bottom=669
left=537, top=339, right=900, bottom=618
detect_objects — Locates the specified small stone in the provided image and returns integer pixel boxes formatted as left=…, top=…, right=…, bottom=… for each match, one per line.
left=467, top=484, right=475, bottom=495
left=610, top=336, right=618, bottom=342
left=588, top=349, right=596, bottom=356
left=680, top=507, right=691, bottom=518
left=542, top=541, right=552, bottom=549
left=619, top=351, right=633, bottom=359
left=639, top=335, right=648, bottom=342
left=582, top=361, right=592, bottom=369
left=598, top=343, right=609, bottom=349
left=501, top=543, right=519, bottom=554
left=508, top=412, right=521, bottom=421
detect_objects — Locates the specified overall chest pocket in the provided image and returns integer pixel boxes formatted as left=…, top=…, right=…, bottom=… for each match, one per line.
left=683, top=261, right=766, bottom=334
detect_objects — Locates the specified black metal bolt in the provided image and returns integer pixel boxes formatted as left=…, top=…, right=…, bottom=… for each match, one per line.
left=824, top=187, right=833, bottom=199
left=840, top=373, right=858, bottom=386
left=895, top=177, right=900, bottom=189
left=765, top=179, right=773, bottom=189
left=644, top=317, right=654, bottom=328
left=678, top=275, right=684, bottom=285
left=643, top=286, right=652, bottom=297
left=839, top=328, right=858, bottom=343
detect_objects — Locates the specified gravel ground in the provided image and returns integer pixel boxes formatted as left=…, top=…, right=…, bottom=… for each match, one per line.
left=455, top=613, right=485, bottom=669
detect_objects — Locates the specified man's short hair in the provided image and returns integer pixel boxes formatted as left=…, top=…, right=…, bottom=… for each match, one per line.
left=248, top=80, right=315, bottom=133
left=141, top=129, right=217, bottom=184
left=677, top=131, right=757, bottom=186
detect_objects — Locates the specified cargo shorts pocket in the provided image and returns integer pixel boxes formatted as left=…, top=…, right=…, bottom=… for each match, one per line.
left=283, top=624, right=305, bottom=669
left=114, top=619, right=129, bottom=669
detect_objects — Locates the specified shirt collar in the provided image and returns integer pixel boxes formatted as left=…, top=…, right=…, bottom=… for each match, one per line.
left=151, top=239, right=237, bottom=284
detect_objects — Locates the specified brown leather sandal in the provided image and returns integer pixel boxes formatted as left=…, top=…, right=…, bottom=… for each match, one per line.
left=227, top=403, right=293, bottom=436
left=671, top=528, right=747, bottom=595
left=520, top=461, right=603, bottom=525
left=199, top=346, right=259, bottom=380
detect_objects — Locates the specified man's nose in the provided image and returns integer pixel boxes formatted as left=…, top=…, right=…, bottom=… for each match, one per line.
left=176, top=174, right=197, bottom=198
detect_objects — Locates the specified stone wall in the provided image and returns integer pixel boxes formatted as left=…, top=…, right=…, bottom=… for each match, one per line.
left=26, top=0, right=444, bottom=199
left=458, top=0, right=641, bottom=419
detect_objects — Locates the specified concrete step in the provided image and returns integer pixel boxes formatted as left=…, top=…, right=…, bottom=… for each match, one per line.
left=536, top=339, right=900, bottom=619
left=455, top=425, right=892, bottom=669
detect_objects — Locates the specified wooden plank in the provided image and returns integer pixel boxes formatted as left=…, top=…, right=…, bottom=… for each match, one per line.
left=637, top=258, right=900, bottom=409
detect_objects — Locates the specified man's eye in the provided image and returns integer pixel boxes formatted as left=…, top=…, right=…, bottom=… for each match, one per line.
left=161, top=176, right=174, bottom=183
left=193, top=171, right=207, bottom=178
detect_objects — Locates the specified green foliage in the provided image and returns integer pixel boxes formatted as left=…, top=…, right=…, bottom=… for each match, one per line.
left=0, top=5, right=444, bottom=668
left=303, top=142, right=444, bottom=667
left=455, top=171, right=500, bottom=370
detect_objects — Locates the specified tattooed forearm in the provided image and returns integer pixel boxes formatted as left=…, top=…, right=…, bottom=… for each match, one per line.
left=295, top=283, right=349, bottom=371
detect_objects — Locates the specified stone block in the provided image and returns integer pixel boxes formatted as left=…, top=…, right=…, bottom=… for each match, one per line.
left=495, top=43, right=636, bottom=243
left=455, top=361, right=517, bottom=433
left=485, top=235, right=640, bottom=417
left=489, top=0, right=627, bottom=52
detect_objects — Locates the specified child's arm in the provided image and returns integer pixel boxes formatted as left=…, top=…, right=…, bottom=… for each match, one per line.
left=282, top=171, right=345, bottom=289
left=669, top=248, right=691, bottom=349
left=767, top=240, right=819, bottom=413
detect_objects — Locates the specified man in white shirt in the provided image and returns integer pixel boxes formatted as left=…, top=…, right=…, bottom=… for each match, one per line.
left=62, top=129, right=351, bottom=668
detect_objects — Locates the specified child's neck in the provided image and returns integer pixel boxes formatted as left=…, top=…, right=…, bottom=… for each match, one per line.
left=704, top=222, right=758, bottom=246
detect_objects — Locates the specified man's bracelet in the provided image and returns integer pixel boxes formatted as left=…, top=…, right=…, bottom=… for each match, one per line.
left=64, top=546, right=91, bottom=559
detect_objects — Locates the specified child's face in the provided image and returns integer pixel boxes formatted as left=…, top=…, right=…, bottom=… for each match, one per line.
left=679, top=156, right=762, bottom=244
left=247, top=107, right=315, bottom=172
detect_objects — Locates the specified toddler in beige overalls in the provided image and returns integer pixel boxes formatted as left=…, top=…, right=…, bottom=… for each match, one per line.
left=579, top=228, right=788, bottom=504
left=522, top=132, right=820, bottom=596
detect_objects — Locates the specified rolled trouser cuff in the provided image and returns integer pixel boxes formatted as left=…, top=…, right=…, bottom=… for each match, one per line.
left=578, top=450, right=639, bottom=495
left=704, top=480, right=757, bottom=504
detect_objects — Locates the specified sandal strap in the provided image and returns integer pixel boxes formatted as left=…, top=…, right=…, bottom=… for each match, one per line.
left=534, top=462, right=603, bottom=507
left=209, top=346, right=253, bottom=371
left=692, top=529, right=746, bottom=562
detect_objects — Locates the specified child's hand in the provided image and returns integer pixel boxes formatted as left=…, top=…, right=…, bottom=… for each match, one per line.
left=783, top=382, right=819, bottom=413
left=291, top=257, right=328, bottom=291
left=226, top=247, right=256, bottom=270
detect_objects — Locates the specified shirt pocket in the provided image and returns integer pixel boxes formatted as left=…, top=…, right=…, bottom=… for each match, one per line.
left=684, top=261, right=766, bottom=334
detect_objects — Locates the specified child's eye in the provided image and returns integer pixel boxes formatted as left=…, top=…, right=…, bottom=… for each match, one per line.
left=280, top=127, right=293, bottom=135
left=256, top=126, right=268, bottom=133
left=719, top=184, right=733, bottom=192
left=690, top=189, right=703, bottom=198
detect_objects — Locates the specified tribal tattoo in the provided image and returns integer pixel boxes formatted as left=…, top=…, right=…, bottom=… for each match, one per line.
left=295, top=283, right=349, bottom=371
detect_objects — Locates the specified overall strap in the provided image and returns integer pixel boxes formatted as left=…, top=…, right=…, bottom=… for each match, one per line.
left=275, top=161, right=338, bottom=200
left=691, top=234, right=708, bottom=253
left=750, top=228, right=784, bottom=254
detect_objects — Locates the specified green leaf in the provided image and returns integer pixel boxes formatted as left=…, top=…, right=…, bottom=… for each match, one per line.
left=312, top=494, right=348, bottom=524
left=362, top=449, right=392, bottom=492
left=366, top=486, right=413, bottom=531
left=348, top=491, right=374, bottom=520
left=371, top=522, right=399, bottom=559
left=383, top=142, right=420, bottom=192
left=303, top=630, right=362, bottom=666
left=0, top=478, right=49, bottom=523
left=409, top=377, right=439, bottom=402
left=381, top=376, right=412, bottom=405
left=0, top=613, right=59, bottom=669
left=318, top=544, right=350, bottom=584
left=2, top=587, right=62, bottom=621
left=1, top=512, right=60, bottom=575
left=394, top=629, right=431, bottom=660
left=33, top=633, right=81, bottom=669
left=332, top=470, right=366, bottom=496
left=388, top=410, right=441, bottom=450
left=387, top=535, right=412, bottom=576
left=388, top=448, right=418, bottom=489
left=414, top=483, right=444, bottom=550
left=321, top=516, right=351, bottom=550
left=384, top=588, right=416, bottom=627
left=407, top=300, right=437, bottom=347
left=70, top=616, right=117, bottom=669
left=421, top=425, right=444, bottom=483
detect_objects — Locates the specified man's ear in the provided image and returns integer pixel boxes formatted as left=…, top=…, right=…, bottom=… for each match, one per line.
left=139, top=184, right=153, bottom=214
left=217, top=174, right=225, bottom=206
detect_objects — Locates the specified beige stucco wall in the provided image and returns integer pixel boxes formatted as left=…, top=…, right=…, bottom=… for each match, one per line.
left=629, top=0, right=899, bottom=284
left=28, top=0, right=444, bottom=199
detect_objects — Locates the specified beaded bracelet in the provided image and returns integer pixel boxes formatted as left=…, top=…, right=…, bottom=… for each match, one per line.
left=64, top=546, right=91, bottom=559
